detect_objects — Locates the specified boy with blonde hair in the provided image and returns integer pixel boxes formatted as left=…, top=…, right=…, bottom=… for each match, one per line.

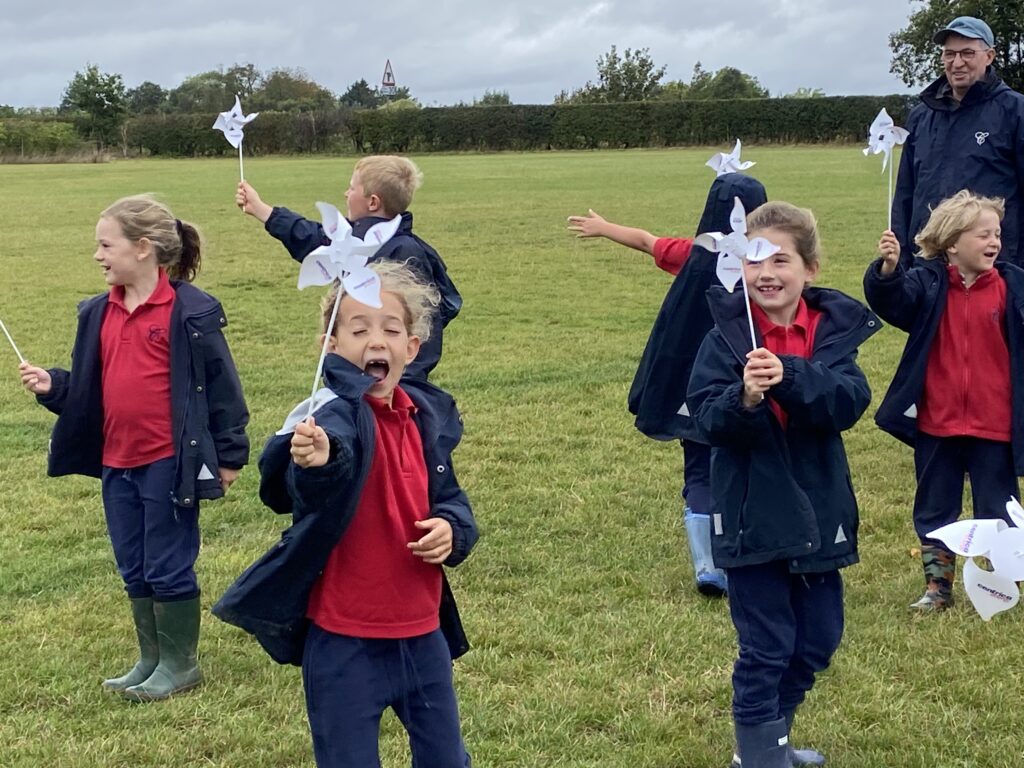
left=236, top=155, right=461, bottom=379
left=214, top=260, right=477, bottom=767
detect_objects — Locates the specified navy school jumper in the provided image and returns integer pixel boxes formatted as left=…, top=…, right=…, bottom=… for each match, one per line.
left=686, top=286, right=881, bottom=572
left=212, top=354, right=478, bottom=665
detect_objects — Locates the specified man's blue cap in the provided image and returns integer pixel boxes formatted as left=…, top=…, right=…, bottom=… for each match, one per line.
left=934, top=16, right=994, bottom=48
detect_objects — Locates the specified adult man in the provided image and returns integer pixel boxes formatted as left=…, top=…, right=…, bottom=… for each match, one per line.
left=892, top=16, right=1024, bottom=267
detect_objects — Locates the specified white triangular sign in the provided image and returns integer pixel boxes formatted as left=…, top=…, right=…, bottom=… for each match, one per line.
left=834, top=525, right=847, bottom=544
left=903, top=404, right=918, bottom=418
left=677, top=402, right=690, bottom=417
left=197, top=464, right=215, bottom=481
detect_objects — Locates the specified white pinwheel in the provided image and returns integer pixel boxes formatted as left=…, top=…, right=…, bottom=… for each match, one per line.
left=297, top=203, right=402, bottom=420
left=694, top=197, right=780, bottom=349
left=863, top=108, right=909, bottom=171
left=863, top=107, right=909, bottom=229
left=297, top=202, right=402, bottom=308
left=927, top=498, right=1024, bottom=620
left=213, top=95, right=259, bottom=181
left=706, top=139, right=756, bottom=177
left=213, top=95, right=258, bottom=149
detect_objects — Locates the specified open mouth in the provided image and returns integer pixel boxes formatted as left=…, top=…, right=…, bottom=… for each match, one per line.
left=757, top=284, right=783, bottom=298
left=364, top=359, right=390, bottom=382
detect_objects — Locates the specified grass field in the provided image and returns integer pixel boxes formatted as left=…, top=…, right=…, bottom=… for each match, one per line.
left=1, top=148, right=1022, bottom=768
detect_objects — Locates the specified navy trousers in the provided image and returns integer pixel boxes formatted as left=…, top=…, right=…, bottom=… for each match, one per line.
left=100, top=456, right=200, bottom=600
left=726, top=561, right=844, bottom=725
left=913, top=434, right=1019, bottom=546
left=303, top=625, right=471, bottom=768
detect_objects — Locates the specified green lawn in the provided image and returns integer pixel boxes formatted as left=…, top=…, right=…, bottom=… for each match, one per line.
left=1, top=149, right=1021, bottom=768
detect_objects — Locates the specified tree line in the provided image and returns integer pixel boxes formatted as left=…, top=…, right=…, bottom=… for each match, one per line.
left=2, top=0, right=1020, bottom=157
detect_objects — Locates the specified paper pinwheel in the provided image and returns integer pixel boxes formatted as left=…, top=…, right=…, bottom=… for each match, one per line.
left=213, top=95, right=258, bottom=181
left=706, top=139, right=756, bottom=177
left=695, top=197, right=780, bottom=350
left=298, top=203, right=402, bottom=308
left=863, top=107, right=908, bottom=229
left=863, top=108, right=908, bottom=171
left=299, top=204, right=402, bottom=419
left=213, top=95, right=258, bottom=149
left=927, top=498, right=1024, bottom=620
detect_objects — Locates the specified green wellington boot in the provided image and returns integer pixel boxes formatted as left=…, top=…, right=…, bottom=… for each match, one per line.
left=102, top=597, right=158, bottom=692
left=121, top=597, right=203, bottom=702
left=910, top=545, right=955, bottom=612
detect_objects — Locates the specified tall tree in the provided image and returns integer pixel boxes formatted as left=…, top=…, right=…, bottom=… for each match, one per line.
left=167, top=70, right=237, bottom=113
left=340, top=79, right=380, bottom=108
left=889, top=1, right=1024, bottom=92
left=251, top=68, right=335, bottom=112
left=686, top=63, right=769, bottom=100
left=556, top=45, right=667, bottom=103
left=60, top=64, right=127, bottom=149
left=126, top=81, right=167, bottom=114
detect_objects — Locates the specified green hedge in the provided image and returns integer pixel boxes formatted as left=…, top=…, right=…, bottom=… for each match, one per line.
left=350, top=96, right=916, bottom=152
left=4, top=97, right=918, bottom=158
left=123, top=109, right=357, bottom=156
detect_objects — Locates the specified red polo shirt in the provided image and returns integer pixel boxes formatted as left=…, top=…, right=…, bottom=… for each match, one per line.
left=307, top=386, right=442, bottom=638
left=919, top=265, right=1011, bottom=441
left=100, top=269, right=175, bottom=468
left=652, top=237, right=694, bottom=276
left=752, top=299, right=821, bottom=430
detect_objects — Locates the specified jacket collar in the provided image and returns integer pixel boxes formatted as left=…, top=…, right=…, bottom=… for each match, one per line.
left=920, top=67, right=1006, bottom=111
left=350, top=210, right=413, bottom=240
left=707, top=285, right=880, bottom=364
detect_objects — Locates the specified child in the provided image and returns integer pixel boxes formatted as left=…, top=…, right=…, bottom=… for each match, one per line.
left=213, top=261, right=478, bottom=767
left=235, top=155, right=461, bottom=379
left=19, top=195, right=249, bottom=701
left=686, top=202, right=880, bottom=767
left=865, top=190, right=1023, bottom=611
left=568, top=173, right=768, bottom=597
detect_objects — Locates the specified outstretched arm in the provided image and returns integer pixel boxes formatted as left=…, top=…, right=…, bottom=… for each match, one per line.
left=567, top=209, right=658, bottom=255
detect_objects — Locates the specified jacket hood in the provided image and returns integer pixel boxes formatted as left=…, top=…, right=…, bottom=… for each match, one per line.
left=695, top=173, right=768, bottom=237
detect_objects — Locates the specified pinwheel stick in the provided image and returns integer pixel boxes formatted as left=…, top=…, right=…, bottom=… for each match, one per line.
left=0, top=316, right=25, bottom=364
left=306, top=283, right=344, bottom=421
left=238, top=143, right=245, bottom=183
left=887, top=159, right=894, bottom=231
left=738, top=276, right=759, bottom=352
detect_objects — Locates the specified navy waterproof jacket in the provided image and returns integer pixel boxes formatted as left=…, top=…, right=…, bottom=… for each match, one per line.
left=864, top=257, right=1024, bottom=474
left=265, top=208, right=462, bottom=379
left=212, top=354, right=478, bottom=666
left=628, top=173, right=767, bottom=441
left=36, top=281, right=250, bottom=508
left=686, top=287, right=880, bottom=572
left=892, top=69, right=1024, bottom=268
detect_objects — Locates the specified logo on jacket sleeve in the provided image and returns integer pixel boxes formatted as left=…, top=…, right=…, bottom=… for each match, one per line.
left=975, top=131, right=990, bottom=145
left=834, top=525, right=848, bottom=545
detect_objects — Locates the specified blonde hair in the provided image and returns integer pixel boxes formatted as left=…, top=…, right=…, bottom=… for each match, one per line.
left=746, top=201, right=821, bottom=268
left=321, top=261, right=440, bottom=340
left=101, top=195, right=202, bottom=281
left=353, top=156, right=423, bottom=216
left=914, top=190, right=1005, bottom=260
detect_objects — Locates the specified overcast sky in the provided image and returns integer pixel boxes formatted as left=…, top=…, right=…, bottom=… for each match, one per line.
left=1, top=0, right=922, bottom=109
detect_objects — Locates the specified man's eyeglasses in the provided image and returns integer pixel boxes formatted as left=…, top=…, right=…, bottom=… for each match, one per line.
left=941, top=47, right=989, bottom=63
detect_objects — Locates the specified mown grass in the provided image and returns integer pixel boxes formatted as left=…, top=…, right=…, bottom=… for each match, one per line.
left=1, top=148, right=1021, bottom=768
